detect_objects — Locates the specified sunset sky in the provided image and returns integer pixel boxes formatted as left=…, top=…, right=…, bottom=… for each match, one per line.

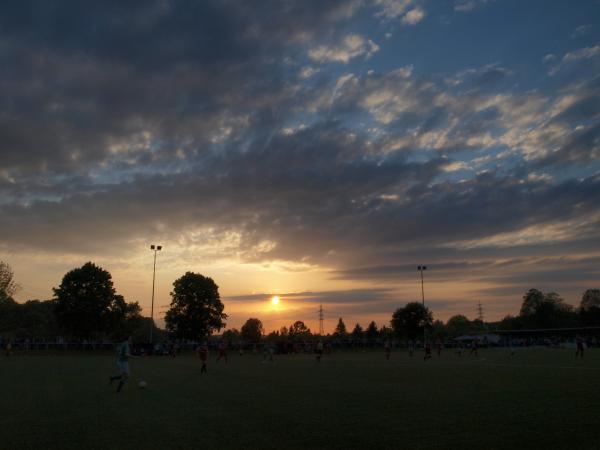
left=1, top=0, right=599, bottom=333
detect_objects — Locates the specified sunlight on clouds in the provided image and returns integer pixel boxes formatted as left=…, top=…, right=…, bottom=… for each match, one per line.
left=446, top=216, right=600, bottom=250
left=308, top=34, right=379, bottom=64
left=442, top=161, right=471, bottom=172
left=401, top=7, right=425, bottom=25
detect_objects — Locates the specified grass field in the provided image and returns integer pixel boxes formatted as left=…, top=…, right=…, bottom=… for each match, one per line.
left=2, top=348, right=600, bottom=449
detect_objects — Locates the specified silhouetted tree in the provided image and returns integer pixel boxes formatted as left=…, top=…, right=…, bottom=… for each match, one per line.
left=351, top=323, right=363, bottom=339
left=0, top=296, right=20, bottom=336
left=431, top=319, right=447, bottom=339
left=446, top=315, right=473, bottom=337
left=54, top=262, right=137, bottom=338
left=265, top=330, right=280, bottom=342
left=391, top=302, right=433, bottom=339
left=580, top=289, right=600, bottom=310
left=0, top=261, right=19, bottom=301
left=165, top=272, right=226, bottom=340
left=365, top=321, right=379, bottom=340
left=288, top=320, right=310, bottom=338
left=222, top=328, right=241, bottom=342
left=519, top=289, right=576, bottom=328
left=497, top=315, right=523, bottom=331
left=519, top=289, right=545, bottom=316
left=379, top=325, right=393, bottom=340
left=107, top=295, right=143, bottom=338
left=241, top=318, right=264, bottom=342
left=333, top=318, right=347, bottom=336
left=580, top=289, right=600, bottom=326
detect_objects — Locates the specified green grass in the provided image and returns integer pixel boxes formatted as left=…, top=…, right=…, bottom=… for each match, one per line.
left=2, top=348, right=600, bottom=449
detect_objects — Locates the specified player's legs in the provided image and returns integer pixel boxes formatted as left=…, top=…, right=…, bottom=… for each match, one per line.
left=115, top=361, right=129, bottom=392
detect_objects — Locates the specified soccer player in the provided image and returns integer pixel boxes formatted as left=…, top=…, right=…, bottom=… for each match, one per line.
left=216, top=340, right=228, bottom=364
left=408, top=339, right=415, bottom=357
left=262, top=343, right=275, bottom=363
left=455, top=343, right=464, bottom=356
left=384, top=340, right=391, bottom=360
left=315, top=340, right=324, bottom=362
left=576, top=335, right=585, bottom=358
left=469, top=339, right=479, bottom=357
left=109, top=336, right=136, bottom=393
left=436, top=338, right=443, bottom=356
left=5, top=339, right=12, bottom=357
left=423, top=341, right=432, bottom=361
left=196, top=342, right=209, bottom=374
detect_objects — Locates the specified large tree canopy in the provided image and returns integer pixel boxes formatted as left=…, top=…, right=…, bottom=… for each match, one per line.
left=164, top=272, right=227, bottom=340
left=391, top=302, right=433, bottom=339
left=518, top=289, right=576, bottom=328
left=241, top=318, right=263, bottom=342
left=519, top=289, right=546, bottom=316
left=53, top=262, right=140, bottom=338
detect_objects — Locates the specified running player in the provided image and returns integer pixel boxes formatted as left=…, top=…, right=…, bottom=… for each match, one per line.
left=576, top=335, right=585, bottom=358
left=109, top=336, right=136, bottom=393
left=216, top=340, right=228, bottom=364
left=423, top=341, right=432, bottom=361
left=436, top=339, right=443, bottom=356
left=384, top=340, right=391, bottom=360
left=196, top=342, right=209, bottom=373
left=408, top=339, right=415, bottom=357
left=315, top=340, right=324, bottom=362
left=5, top=339, right=12, bottom=357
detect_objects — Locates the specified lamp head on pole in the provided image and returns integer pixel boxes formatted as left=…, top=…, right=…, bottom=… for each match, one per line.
left=157, top=245, right=162, bottom=251
left=150, top=245, right=155, bottom=250
left=418, top=265, right=427, bottom=271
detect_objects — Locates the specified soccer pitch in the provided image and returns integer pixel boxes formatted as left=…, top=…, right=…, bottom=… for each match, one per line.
left=2, top=349, right=600, bottom=449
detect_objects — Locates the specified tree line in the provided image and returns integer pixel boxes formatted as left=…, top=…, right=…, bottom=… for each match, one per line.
left=0, top=261, right=225, bottom=341
left=1, top=260, right=599, bottom=342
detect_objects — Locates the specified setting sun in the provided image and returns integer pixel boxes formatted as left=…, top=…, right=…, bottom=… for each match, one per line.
left=271, top=295, right=280, bottom=305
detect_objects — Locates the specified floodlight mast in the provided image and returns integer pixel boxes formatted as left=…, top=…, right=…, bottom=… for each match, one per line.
left=418, top=265, right=427, bottom=346
left=150, top=244, right=162, bottom=344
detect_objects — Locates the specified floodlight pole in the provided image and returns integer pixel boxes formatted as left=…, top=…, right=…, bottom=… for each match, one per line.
left=150, top=244, right=162, bottom=344
left=418, top=265, right=427, bottom=346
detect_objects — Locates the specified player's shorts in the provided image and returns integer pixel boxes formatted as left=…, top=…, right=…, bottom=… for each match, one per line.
left=117, top=360, right=130, bottom=375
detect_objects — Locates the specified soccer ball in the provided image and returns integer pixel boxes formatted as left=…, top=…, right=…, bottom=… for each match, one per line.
left=138, top=380, right=147, bottom=389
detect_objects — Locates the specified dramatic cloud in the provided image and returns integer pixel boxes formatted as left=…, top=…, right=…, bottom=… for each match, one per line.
left=308, top=34, right=380, bottom=64
left=1, top=0, right=599, bottom=328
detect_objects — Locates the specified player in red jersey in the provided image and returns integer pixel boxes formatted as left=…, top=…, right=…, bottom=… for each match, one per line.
left=216, top=340, right=228, bottom=364
left=424, top=341, right=432, bottom=361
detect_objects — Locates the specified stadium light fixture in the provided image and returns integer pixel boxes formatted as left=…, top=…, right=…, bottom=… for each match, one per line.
left=150, top=244, right=163, bottom=344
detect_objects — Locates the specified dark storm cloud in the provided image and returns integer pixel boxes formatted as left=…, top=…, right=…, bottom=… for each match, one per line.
left=0, top=0, right=361, bottom=174
left=1, top=0, right=599, bottom=312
